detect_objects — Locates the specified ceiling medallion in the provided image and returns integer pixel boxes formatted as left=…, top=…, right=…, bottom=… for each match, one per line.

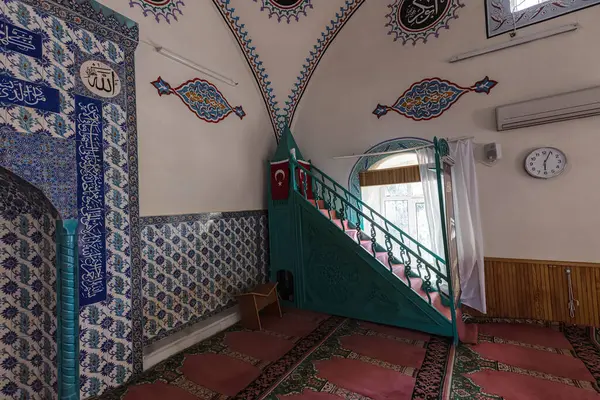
left=255, top=0, right=313, bottom=23
left=386, top=0, right=464, bottom=45
left=129, top=0, right=185, bottom=24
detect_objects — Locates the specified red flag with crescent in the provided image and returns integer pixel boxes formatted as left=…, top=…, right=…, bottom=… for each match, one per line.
left=297, top=160, right=314, bottom=199
left=270, top=160, right=290, bottom=200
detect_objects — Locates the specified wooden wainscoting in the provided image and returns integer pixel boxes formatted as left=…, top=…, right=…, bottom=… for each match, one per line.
left=481, top=258, right=600, bottom=326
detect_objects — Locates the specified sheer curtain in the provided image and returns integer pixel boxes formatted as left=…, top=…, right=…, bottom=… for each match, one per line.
left=451, top=139, right=486, bottom=313
left=415, top=148, right=445, bottom=259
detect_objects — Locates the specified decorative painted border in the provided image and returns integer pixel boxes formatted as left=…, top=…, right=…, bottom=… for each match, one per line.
left=211, top=0, right=280, bottom=138
left=129, top=0, right=185, bottom=24
left=284, top=0, right=366, bottom=134
left=385, top=0, right=464, bottom=46
left=18, top=0, right=144, bottom=377
left=140, top=209, right=268, bottom=226
left=485, top=0, right=600, bottom=38
left=347, top=137, right=431, bottom=201
left=211, top=0, right=366, bottom=140
left=254, top=0, right=313, bottom=23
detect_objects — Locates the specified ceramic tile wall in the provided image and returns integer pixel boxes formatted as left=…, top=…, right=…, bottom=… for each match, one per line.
left=141, top=211, right=269, bottom=344
left=0, top=168, right=59, bottom=400
left=1, top=1, right=140, bottom=398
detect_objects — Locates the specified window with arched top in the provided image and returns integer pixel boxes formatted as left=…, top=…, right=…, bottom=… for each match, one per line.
left=485, top=0, right=600, bottom=38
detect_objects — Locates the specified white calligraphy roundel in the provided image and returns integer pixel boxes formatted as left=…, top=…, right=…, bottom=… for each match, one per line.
left=80, top=60, right=122, bottom=98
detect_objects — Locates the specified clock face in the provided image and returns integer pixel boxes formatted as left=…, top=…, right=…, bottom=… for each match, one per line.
left=524, top=147, right=567, bottom=179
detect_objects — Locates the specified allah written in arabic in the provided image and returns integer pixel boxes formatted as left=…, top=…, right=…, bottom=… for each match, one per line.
left=403, top=0, right=447, bottom=27
left=80, top=60, right=122, bottom=98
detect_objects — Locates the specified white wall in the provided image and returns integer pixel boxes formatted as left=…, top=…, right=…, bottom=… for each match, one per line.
left=293, top=2, right=600, bottom=263
left=98, top=0, right=275, bottom=216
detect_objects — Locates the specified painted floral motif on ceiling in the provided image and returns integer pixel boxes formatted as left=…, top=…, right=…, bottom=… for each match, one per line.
left=129, top=0, right=185, bottom=23
left=485, top=0, right=600, bottom=38
left=255, top=0, right=313, bottom=23
left=386, top=0, right=464, bottom=45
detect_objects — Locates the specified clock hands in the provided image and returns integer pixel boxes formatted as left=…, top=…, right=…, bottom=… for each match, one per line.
left=543, top=151, right=552, bottom=171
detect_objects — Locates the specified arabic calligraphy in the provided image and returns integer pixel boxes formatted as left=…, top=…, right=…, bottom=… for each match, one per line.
left=386, top=0, right=462, bottom=45
left=0, top=21, right=42, bottom=59
left=75, top=95, right=107, bottom=307
left=151, top=76, right=246, bottom=123
left=373, top=77, right=498, bottom=121
left=80, top=60, right=122, bottom=98
left=398, top=0, right=449, bottom=31
left=0, top=75, right=60, bottom=113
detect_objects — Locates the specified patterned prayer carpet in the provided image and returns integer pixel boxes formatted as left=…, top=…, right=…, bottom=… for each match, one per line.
left=451, top=316, right=600, bottom=400
left=94, top=308, right=453, bottom=400
left=94, top=310, right=600, bottom=400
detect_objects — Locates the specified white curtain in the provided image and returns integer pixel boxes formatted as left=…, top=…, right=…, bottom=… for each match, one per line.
left=415, top=148, right=445, bottom=259
left=451, top=140, right=486, bottom=313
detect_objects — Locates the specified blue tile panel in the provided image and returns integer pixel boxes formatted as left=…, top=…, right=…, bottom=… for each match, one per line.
left=2, top=0, right=140, bottom=398
left=141, top=211, right=269, bottom=344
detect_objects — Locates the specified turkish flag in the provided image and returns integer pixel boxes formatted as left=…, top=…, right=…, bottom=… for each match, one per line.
left=297, top=160, right=314, bottom=199
left=270, top=160, right=289, bottom=200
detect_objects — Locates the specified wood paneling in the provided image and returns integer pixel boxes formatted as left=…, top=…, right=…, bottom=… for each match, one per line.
left=481, top=258, right=600, bottom=326
left=359, top=165, right=420, bottom=187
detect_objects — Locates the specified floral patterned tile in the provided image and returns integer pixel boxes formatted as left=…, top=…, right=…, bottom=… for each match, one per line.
left=5, top=50, right=44, bottom=83
left=5, top=104, right=47, bottom=134
left=45, top=112, right=74, bottom=139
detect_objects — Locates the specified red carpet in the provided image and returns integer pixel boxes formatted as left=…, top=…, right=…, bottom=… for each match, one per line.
left=98, top=311, right=598, bottom=400
left=468, top=370, right=600, bottom=400
left=479, top=322, right=573, bottom=349
left=453, top=319, right=600, bottom=400
left=224, top=331, right=294, bottom=362
left=473, top=341, right=595, bottom=381
left=180, top=353, right=261, bottom=396
left=358, top=321, right=430, bottom=342
left=340, top=334, right=426, bottom=369
left=314, top=358, right=416, bottom=400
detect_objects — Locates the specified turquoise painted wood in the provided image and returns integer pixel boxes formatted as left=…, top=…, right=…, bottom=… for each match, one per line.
left=268, top=128, right=458, bottom=339
left=56, top=220, right=79, bottom=400
left=268, top=127, right=307, bottom=307
left=294, top=193, right=453, bottom=336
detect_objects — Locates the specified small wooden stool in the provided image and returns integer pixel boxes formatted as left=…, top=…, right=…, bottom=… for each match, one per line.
left=236, top=282, right=282, bottom=330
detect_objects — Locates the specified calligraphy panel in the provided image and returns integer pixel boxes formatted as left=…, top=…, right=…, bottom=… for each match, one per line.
left=80, top=60, right=122, bottom=98
left=0, top=75, right=60, bottom=113
left=386, top=0, right=464, bottom=45
left=75, top=94, right=107, bottom=307
left=485, top=0, right=600, bottom=38
left=0, top=20, right=43, bottom=59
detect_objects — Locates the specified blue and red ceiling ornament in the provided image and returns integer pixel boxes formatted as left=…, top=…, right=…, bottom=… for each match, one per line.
left=129, top=0, right=185, bottom=24
left=152, top=76, right=245, bottom=123
left=254, top=0, right=313, bottom=23
left=386, top=0, right=464, bottom=45
left=373, top=77, right=498, bottom=121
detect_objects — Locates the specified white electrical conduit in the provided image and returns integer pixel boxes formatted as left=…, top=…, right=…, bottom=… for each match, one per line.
left=139, top=38, right=239, bottom=87
left=332, top=136, right=474, bottom=160
left=448, top=23, right=580, bottom=63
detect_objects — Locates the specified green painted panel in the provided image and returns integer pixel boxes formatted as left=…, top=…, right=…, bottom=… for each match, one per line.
left=295, top=195, right=453, bottom=337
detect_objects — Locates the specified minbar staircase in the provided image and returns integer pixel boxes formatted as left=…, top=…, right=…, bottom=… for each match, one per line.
left=268, top=129, right=477, bottom=344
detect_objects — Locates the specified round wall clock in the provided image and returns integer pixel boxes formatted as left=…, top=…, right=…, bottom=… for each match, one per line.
left=524, top=147, right=567, bottom=179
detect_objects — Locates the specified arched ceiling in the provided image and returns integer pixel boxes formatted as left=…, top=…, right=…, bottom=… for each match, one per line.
left=211, top=0, right=366, bottom=140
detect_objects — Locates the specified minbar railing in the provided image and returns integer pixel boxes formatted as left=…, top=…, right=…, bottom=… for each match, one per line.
left=289, top=159, right=453, bottom=313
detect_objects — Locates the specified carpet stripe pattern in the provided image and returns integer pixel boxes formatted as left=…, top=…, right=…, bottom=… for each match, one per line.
left=452, top=320, right=600, bottom=400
